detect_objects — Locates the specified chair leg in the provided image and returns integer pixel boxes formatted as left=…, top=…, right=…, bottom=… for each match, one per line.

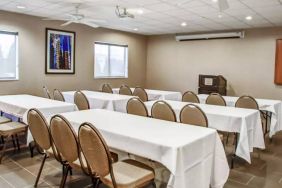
left=95, top=179, right=100, bottom=188
left=34, top=154, right=47, bottom=187
left=91, top=177, right=97, bottom=188
left=29, top=141, right=35, bottom=158
left=60, top=165, right=70, bottom=188
left=11, top=135, right=16, bottom=150
left=15, top=134, right=20, bottom=151
left=152, top=181, right=157, bottom=188
left=226, top=133, right=229, bottom=145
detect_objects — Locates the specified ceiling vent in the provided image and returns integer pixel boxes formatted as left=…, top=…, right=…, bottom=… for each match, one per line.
left=175, top=31, right=245, bottom=41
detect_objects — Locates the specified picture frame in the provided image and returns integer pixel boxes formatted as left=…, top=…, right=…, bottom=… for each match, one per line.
left=45, top=28, right=75, bottom=74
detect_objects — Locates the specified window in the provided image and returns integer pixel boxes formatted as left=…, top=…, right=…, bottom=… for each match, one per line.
left=0, top=31, right=18, bottom=80
left=94, top=42, right=128, bottom=78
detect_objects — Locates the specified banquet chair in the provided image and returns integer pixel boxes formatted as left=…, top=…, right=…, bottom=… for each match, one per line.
left=119, top=85, right=132, bottom=96
left=53, top=89, right=65, bottom=102
left=235, top=95, right=267, bottom=136
left=0, top=120, right=27, bottom=163
left=133, top=87, right=148, bottom=102
left=50, top=115, right=89, bottom=188
left=102, top=84, right=113, bottom=94
left=74, top=91, right=90, bottom=110
left=206, top=93, right=226, bottom=106
left=78, top=122, right=156, bottom=188
left=151, top=101, right=177, bottom=122
left=27, top=109, right=62, bottom=187
left=180, top=104, right=224, bottom=144
left=43, top=86, right=52, bottom=99
left=235, top=95, right=259, bottom=110
left=180, top=104, right=208, bottom=126
left=182, top=91, right=200, bottom=103
left=0, top=114, right=11, bottom=145
left=126, top=97, right=149, bottom=117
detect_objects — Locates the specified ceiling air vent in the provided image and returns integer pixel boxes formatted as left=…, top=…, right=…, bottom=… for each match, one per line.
left=175, top=31, right=245, bottom=41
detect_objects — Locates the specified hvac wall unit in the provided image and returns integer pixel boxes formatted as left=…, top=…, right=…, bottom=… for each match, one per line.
left=175, top=31, right=245, bottom=41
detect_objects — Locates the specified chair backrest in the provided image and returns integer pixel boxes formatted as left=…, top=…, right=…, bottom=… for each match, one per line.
left=53, top=89, right=65, bottom=102
left=206, top=93, right=226, bottom=106
left=133, top=87, right=148, bottom=102
left=50, top=115, right=79, bottom=164
left=43, top=86, right=51, bottom=99
left=27, top=108, right=52, bottom=151
left=74, top=91, right=90, bottom=110
left=182, top=91, right=200, bottom=103
left=151, top=101, right=176, bottom=122
left=119, top=85, right=132, bottom=95
left=126, top=97, right=149, bottom=117
left=235, top=95, right=259, bottom=110
left=180, top=104, right=208, bottom=127
left=102, top=84, right=113, bottom=94
left=78, top=123, right=113, bottom=178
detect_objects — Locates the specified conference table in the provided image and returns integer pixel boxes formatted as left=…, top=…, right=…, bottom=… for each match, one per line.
left=0, top=94, right=77, bottom=122
left=145, top=100, right=265, bottom=164
left=112, top=88, right=182, bottom=101
left=198, top=94, right=282, bottom=137
left=0, top=94, right=78, bottom=142
left=59, top=109, right=229, bottom=188
left=62, top=90, right=134, bottom=113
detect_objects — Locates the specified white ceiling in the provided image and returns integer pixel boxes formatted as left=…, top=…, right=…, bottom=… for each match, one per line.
left=0, top=0, right=282, bottom=35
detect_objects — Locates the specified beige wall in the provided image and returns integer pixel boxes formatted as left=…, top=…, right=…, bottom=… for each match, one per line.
left=0, top=11, right=147, bottom=96
left=2, top=10, right=282, bottom=100
left=146, top=27, right=282, bottom=100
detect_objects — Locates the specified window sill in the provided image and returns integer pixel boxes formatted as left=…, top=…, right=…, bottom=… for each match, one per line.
left=94, top=76, right=128, bottom=79
left=0, top=78, right=19, bottom=81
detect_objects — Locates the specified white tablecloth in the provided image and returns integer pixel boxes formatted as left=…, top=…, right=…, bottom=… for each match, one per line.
left=60, top=109, right=229, bottom=188
left=0, top=95, right=78, bottom=143
left=145, top=100, right=265, bottom=163
left=198, top=94, right=282, bottom=137
left=62, top=90, right=134, bottom=113
left=0, top=94, right=77, bottom=123
left=112, top=88, right=182, bottom=101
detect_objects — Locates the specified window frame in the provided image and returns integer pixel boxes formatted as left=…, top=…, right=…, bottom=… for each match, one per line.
left=94, top=41, right=128, bottom=79
left=0, top=30, right=19, bottom=81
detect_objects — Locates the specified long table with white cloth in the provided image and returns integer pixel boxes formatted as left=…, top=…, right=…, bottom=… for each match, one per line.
left=112, top=88, right=182, bottom=101
left=145, top=100, right=265, bottom=163
left=63, top=90, right=134, bottom=113
left=198, top=94, right=282, bottom=137
left=59, top=109, right=229, bottom=188
left=0, top=94, right=78, bottom=142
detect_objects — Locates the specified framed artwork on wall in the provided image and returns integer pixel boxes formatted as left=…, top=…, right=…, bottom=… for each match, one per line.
left=45, top=28, right=75, bottom=74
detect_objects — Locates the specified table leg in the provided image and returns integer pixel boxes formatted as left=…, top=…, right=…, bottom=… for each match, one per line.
left=231, top=133, right=239, bottom=169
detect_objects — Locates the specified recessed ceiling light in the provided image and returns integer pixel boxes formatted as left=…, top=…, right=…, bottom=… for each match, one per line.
left=212, top=0, right=218, bottom=3
left=16, top=5, right=26, bottom=9
left=181, top=22, right=187, bottom=27
left=245, top=16, right=252, bottom=20
left=218, top=14, right=223, bottom=18
left=137, top=9, right=144, bottom=15
left=133, top=28, right=138, bottom=31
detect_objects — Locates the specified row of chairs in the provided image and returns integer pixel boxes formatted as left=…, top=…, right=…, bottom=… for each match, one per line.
left=102, top=84, right=149, bottom=102
left=27, top=109, right=156, bottom=188
left=127, top=98, right=208, bottom=127
left=43, top=86, right=65, bottom=102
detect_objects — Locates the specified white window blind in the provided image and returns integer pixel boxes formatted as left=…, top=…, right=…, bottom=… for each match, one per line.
left=94, top=42, right=128, bottom=78
left=0, top=31, right=18, bottom=80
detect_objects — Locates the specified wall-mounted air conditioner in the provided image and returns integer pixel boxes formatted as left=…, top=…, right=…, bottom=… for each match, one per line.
left=175, top=31, right=245, bottom=41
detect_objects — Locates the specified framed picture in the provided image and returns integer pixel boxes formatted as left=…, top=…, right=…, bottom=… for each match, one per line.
left=45, top=28, right=75, bottom=74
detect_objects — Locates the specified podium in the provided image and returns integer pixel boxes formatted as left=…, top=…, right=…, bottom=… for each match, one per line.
left=198, top=75, right=227, bottom=95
